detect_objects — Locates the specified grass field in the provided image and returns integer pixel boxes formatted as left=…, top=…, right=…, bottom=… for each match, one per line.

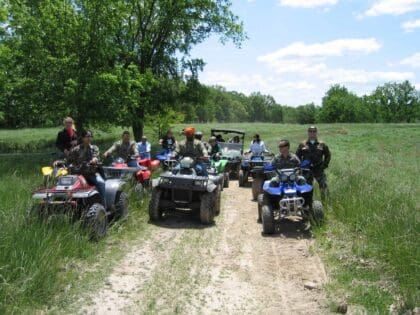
left=0, top=123, right=418, bottom=313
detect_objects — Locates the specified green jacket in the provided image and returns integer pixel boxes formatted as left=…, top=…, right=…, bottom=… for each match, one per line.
left=271, top=153, right=300, bottom=170
left=104, top=140, right=138, bottom=161
left=175, top=139, right=208, bottom=158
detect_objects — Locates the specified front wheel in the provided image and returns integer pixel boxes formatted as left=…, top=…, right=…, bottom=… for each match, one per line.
left=114, top=191, right=129, bottom=220
left=223, top=173, right=229, bottom=188
left=200, top=192, right=214, bottom=224
left=310, top=200, right=324, bottom=226
left=214, top=187, right=221, bottom=216
left=85, top=203, right=107, bottom=241
left=238, top=170, right=245, bottom=187
left=149, top=189, right=162, bottom=222
left=261, top=204, right=275, bottom=234
left=252, top=177, right=264, bottom=201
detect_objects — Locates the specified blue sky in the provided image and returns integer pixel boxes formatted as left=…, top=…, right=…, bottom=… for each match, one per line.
left=191, top=0, right=420, bottom=106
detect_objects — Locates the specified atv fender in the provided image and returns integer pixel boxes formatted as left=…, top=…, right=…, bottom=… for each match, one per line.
left=206, top=181, right=217, bottom=193
left=151, top=178, right=160, bottom=188
left=105, top=179, right=125, bottom=209
left=73, top=190, right=101, bottom=199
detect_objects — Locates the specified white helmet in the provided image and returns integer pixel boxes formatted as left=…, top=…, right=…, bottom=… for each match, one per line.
left=180, top=157, right=194, bottom=169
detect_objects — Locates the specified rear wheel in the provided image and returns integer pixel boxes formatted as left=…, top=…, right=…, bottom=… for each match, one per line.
left=149, top=189, right=162, bottom=222
left=223, top=173, right=229, bottom=188
left=114, top=191, right=129, bottom=220
left=252, top=177, right=264, bottom=201
left=310, top=200, right=324, bottom=226
left=200, top=192, right=214, bottom=224
left=257, top=193, right=268, bottom=223
left=85, top=203, right=107, bottom=241
left=262, top=204, right=275, bottom=234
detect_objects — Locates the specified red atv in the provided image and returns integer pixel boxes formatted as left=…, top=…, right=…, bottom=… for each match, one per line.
left=28, top=162, right=128, bottom=241
left=103, top=157, right=152, bottom=194
left=138, top=157, right=160, bottom=170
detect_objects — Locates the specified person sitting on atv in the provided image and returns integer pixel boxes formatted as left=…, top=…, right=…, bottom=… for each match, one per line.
left=215, top=134, right=225, bottom=143
left=172, top=127, right=209, bottom=176
left=248, top=134, right=268, bottom=156
left=55, top=117, right=78, bottom=157
left=137, top=135, right=151, bottom=159
left=271, top=139, right=300, bottom=170
left=67, top=130, right=106, bottom=207
left=159, top=130, right=176, bottom=152
left=208, top=136, right=221, bottom=157
left=103, top=131, right=139, bottom=167
left=228, top=135, right=241, bottom=144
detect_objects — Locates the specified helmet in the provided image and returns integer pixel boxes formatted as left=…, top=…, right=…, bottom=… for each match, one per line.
left=180, top=157, right=194, bottom=169
left=184, top=127, right=195, bottom=137
left=195, top=131, right=203, bottom=140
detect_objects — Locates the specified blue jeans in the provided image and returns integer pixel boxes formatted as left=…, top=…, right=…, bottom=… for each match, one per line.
left=127, top=160, right=140, bottom=168
left=86, top=174, right=106, bottom=208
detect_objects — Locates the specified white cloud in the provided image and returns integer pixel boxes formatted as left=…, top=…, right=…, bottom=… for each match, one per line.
left=402, top=19, right=420, bottom=32
left=258, top=38, right=381, bottom=61
left=415, top=83, right=420, bottom=90
left=279, top=0, right=338, bottom=8
left=363, top=0, right=420, bottom=17
left=400, top=52, right=420, bottom=67
left=320, top=68, right=414, bottom=84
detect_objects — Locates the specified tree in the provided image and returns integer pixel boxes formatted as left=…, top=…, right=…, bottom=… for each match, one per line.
left=318, top=85, right=364, bottom=123
left=371, top=81, right=420, bottom=123
left=113, top=0, right=245, bottom=139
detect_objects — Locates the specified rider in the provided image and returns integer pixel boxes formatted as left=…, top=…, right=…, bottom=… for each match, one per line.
left=103, top=131, right=139, bottom=167
left=137, top=135, right=151, bottom=159
left=159, top=130, right=176, bottom=152
left=67, top=130, right=106, bottom=207
left=208, top=136, right=221, bottom=157
left=55, top=116, right=78, bottom=157
left=248, top=134, right=268, bottom=156
left=172, top=127, right=208, bottom=176
left=271, top=140, right=300, bottom=170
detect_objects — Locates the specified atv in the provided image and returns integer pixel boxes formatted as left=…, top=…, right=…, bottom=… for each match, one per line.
left=257, top=167, right=324, bottom=234
left=28, top=162, right=128, bottom=241
left=239, top=152, right=274, bottom=200
left=210, top=153, right=230, bottom=189
left=210, top=128, right=245, bottom=179
left=148, top=157, right=223, bottom=224
left=155, top=146, right=176, bottom=167
left=103, top=157, right=151, bottom=194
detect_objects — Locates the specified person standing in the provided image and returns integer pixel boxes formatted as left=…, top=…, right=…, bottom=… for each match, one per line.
left=137, top=136, right=151, bottom=159
left=296, top=126, right=331, bottom=199
left=55, top=117, right=78, bottom=157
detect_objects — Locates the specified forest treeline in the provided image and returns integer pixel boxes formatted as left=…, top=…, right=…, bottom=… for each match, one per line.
left=0, top=1, right=419, bottom=135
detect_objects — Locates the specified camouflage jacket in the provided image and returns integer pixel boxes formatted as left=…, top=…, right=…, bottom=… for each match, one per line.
left=175, top=139, right=208, bottom=159
left=296, top=139, right=331, bottom=169
left=68, top=144, right=99, bottom=167
left=271, top=153, right=300, bottom=170
left=104, top=140, right=138, bottom=161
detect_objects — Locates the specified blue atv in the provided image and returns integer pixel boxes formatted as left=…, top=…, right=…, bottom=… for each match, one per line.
left=156, top=148, right=175, bottom=166
left=239, top=152, right=273, bottom=200
left=257, top=167, right=324, bottom=234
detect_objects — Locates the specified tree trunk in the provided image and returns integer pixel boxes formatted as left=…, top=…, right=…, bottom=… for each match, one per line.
left=132, top=106, right=144, bottom=142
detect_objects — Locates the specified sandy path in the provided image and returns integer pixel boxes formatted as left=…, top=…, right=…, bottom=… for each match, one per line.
left=78, top=180, right=330, bottom=314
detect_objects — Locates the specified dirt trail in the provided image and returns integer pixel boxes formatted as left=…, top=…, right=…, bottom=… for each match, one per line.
left=78, top=180, right=330, bottom=314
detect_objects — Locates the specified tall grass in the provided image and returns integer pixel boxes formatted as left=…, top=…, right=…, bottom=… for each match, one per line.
left=0, top=123, right=418, bottom=312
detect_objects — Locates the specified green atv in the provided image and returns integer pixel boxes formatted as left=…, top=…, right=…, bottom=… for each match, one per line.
left=210, top=128, right=245, bottom=180
left=211, top=155, right=230, bottom=188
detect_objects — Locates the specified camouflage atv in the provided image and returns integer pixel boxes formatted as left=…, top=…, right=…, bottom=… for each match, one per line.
left=149, top=157, right=224, bottom=224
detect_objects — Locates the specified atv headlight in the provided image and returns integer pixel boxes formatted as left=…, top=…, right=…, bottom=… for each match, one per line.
left=289, top=173, right=296, bottom=182
left=281, top=173, right=288, bottom=182
left=160, top=178, right=171, bottom=185
left=194, top=180, right=206, bottom=186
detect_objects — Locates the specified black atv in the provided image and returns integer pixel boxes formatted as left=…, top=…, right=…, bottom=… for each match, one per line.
left=148, top=157, right=223, bottom=224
